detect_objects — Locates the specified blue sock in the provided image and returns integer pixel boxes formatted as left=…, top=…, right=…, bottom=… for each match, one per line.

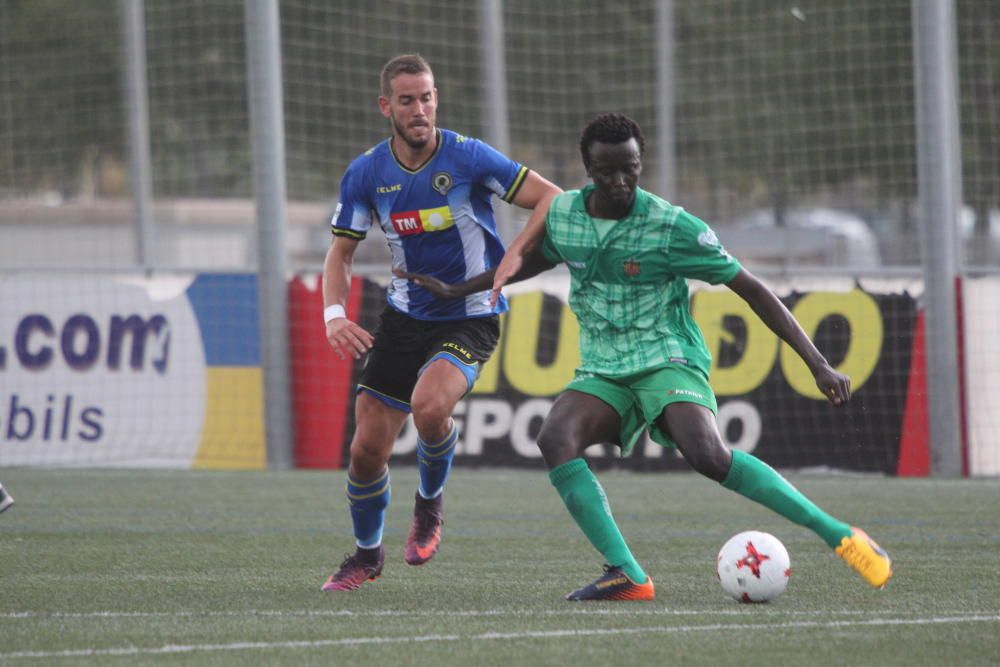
left=347, top=469, right=390, bottom=548
left=417, top=421, right=459, bottom=499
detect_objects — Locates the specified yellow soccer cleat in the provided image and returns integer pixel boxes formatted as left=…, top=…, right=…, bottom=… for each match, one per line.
left=836, top=527, right=892, bottom=589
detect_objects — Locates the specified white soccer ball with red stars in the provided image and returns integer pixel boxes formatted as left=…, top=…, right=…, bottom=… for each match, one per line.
left=716, top=530, right=791, bottom=603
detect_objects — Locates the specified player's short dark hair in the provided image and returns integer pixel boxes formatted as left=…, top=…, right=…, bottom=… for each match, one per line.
left=381, top=54, right=433, bottom=97
left=579, top=113, right=646, bottom=167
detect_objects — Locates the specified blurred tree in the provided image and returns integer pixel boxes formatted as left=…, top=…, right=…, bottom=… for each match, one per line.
left=0, top=0, right=996, bottom=246
left=676, top=0, right=917, bottom=223
left=959, top=0, right=1000, bottom=263
left=0, top=0, right=123, bottom=198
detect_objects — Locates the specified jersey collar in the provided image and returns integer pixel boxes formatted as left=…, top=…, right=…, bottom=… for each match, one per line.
left=575, top=184, right=650, bottom=219
left=389, top=128, right=443, bottom=174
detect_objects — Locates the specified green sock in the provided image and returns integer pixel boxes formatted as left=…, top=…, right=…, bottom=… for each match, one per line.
left=722, top=449, right=852, bottom=548
left=549, top=458, right=647, bottom=584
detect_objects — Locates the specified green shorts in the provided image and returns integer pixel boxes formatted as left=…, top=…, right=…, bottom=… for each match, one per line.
left=566, top=363, right=718, bottom=456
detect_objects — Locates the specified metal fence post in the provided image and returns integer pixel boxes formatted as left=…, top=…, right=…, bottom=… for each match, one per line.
left=245, top=0, right=294, bottom=469
left=655, top=0, right=677, bottom=202
left=120, top=0, right=156, bottom=269
left=479, top=0, right=515, bottom=243
left=912, top=0, right=964, bottom=476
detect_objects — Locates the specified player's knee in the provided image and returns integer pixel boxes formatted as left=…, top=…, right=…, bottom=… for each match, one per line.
left=536, top=428, right=578, bottom=468
left=679, top=436, right=731, bottom=482
left=410, top=395, right=453, bottom=437
left=349, top=439, right=390, bottom=477
left=535, top=430, right=561, bottom=460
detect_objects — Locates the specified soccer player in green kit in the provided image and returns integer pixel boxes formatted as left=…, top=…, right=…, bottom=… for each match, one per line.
left=395, top=113, right=892, bottom=601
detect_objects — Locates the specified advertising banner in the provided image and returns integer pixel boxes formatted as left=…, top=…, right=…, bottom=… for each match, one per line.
left=4, top=271, right=944, bottom=474
left=290, top=275, right=926, bottom=475
left=0, top=274, right=264, bottom=468
left=964, top=276, right=1000, bottom=476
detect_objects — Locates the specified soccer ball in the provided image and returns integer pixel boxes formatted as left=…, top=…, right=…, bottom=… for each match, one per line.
left=716, top=530, right=791, bottom=603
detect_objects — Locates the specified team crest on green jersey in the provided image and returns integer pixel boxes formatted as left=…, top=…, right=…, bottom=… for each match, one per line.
left=623, top=259, right=641, bottom=276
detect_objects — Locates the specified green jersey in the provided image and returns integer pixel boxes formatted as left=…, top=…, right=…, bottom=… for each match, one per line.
left=540, top=185, right=741, bottom=378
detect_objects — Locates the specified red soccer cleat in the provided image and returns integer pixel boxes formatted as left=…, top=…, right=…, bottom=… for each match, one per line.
left=321, top=545, right=385, bottom=592
left=404, top=492, right=444, bottom=565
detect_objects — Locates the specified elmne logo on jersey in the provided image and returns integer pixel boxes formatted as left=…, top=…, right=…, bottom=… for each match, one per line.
left=390, top=206, right=455, bottom=236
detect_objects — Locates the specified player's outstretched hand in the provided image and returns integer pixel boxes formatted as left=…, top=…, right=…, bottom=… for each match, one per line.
left=814, top=364, right=851, bottom=406
left=325, top=318, right=374, bottom=360
left=392, top=268, right=463, bottom=300
left=490, top=250, right=522, bottom=308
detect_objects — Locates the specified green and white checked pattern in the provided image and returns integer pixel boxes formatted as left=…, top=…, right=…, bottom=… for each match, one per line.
left=540, top=186, right=741, bottom=378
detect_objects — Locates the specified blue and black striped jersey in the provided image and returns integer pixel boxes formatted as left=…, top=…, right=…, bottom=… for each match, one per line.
left=332, top=128, right=528, bottom=321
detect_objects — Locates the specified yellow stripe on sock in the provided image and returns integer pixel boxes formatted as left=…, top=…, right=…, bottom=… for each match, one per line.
left=420, top=436, right=458, bottom=459
left=347, top=481, right=390, bottom=501
left=423, top=423, right=459, bottom=449
left=347, top=469, right=389, bottom=488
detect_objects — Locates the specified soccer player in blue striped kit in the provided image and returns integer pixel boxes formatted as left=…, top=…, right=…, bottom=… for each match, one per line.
left=320, top=54, right=561, bottom=591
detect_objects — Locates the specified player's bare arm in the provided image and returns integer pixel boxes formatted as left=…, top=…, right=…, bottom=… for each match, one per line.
left=491, top=171, right=562, bottom=305
left=322, top=235, right=375, bottom=360
left=726, top=267, right=851, bottom=405
left=395, top=244, right=555, bottom=301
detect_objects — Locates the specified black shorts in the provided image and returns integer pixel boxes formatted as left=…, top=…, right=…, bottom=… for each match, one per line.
left=357, top=306, right=501, bottom=412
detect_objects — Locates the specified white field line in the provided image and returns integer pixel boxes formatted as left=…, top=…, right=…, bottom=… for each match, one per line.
left=2, top=615, right=999, bottom=660
left=2, top=607, right=998, bottom=620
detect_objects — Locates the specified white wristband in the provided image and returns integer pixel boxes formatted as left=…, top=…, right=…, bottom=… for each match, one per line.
left=323, top=304, right=346, bottom=323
